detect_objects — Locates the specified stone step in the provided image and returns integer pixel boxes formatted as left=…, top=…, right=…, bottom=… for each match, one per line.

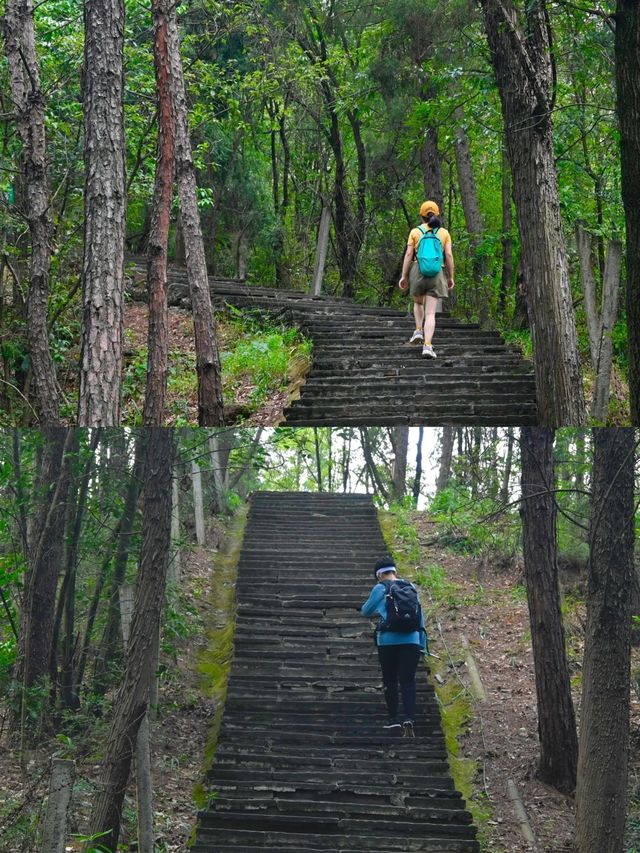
left=192, top=492, right=477, bottom=851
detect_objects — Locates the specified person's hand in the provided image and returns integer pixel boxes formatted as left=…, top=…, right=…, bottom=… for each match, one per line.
left=398, top=276, right=408, bottom=291
left=447, top=277, right=455, bottom=290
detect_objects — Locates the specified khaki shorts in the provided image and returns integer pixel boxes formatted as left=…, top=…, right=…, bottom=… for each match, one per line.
left=409, top=263, right=449, bottom=299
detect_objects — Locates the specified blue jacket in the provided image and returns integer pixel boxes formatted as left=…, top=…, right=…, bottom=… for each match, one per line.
left=361, top=581, right=426, bottom=650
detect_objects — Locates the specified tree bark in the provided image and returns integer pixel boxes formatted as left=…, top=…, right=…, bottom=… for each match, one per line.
left=78, top=0, right=126, bottom=426
left=520, top=427, right=578, bottom=793
left=574, top=428, right=635, bottom=853
left=436, top=427, right=455, bottom=494
left=191, top=456, right=205, bottom=544
left=499, top=141, right=513, bottom=316
left=42, top=758, right=75, bottom=853
left=312, top=204, right=332, bottom=296
left=14, top=429, right=74, bottom=740
left=3, top=0, right=61, bottom=423
left=500, top=428, right=515, bottom=505
left=615, top=1, right=640, bottom=424
left=480, top=0, right=585, bottom=425
left=412, top=426, right=424, bottom=506
left=86, top=428, right=175, bottom=852
left=143, top=0, right=176, bottom=426
left=165, top=3, right=224, bottom=425
left=576, top=226, right=622, bottom=423
left=454, top=112, right=488, bottom=320
left=390, top=426, right=408, bottom=501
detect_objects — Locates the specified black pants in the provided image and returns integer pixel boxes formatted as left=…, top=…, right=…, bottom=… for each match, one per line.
left=377, top=644, right=421, bottom=721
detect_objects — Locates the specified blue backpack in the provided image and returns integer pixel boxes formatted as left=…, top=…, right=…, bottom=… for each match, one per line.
left=416, top=225, right=443, bottom=278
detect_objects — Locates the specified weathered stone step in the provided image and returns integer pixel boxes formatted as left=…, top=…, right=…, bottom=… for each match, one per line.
left=213, top=786, right=462, bottom=809
left=191, top=827, right=479, bottom=852
left=195, top=812, right=477, bottom=840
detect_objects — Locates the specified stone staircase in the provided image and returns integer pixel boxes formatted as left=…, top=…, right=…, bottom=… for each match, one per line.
left=192, top=491, right=480, bottom=852
left=128, top=260, right=537, bottom=425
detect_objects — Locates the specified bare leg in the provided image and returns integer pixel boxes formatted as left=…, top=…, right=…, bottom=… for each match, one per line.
left=423, top=294, right=438, bottom=345
left=413, top=297, right=425, bottom=331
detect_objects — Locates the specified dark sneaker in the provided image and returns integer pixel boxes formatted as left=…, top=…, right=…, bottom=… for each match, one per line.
left=402, top=720, right=415, bottom=738
left=383, top=718, right=401, bottom=731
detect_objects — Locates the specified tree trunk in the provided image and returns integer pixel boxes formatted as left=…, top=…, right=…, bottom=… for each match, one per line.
left=42, top=758, right=75, bottom=853
left=312, top=204, right=332, bottom=296
left=576, top=226, right=622, bottom=423
left=500, top=428, right=514, bottom=505
left=520, top=427, right=578, bottom=793
left=119, top=586, right=154, bottom=853
left=143, top=0, right=176, bottom=426
left=78, top=0, right=126, bottom=426
left=15, top=429, right=74, bottom=741
left=499, top=141, right=513, bottom=316
left=191, top=456, right=205, bottom=545
left=165, top=3, right=224, bottom=425
left=615, top=1, right=640, bottom=424
left=454, top=112, right=488, bottom=320
left=95, top=432, right=147, bottom=690
left=436, top=427, right=455, bottom=494
left=480, top=0, right=585, bottom=425
left=3, top=0, right=60, bottom=423
left=60, top=429, right=100, bottom=710
left=168, top=474, right=181, bottom=588
left=86, top=428, right=174, bottom=853
left=313, top=427, right=323, bottom=492
left=574, top=429, right=635, bottom=853
left=391, top=426, right=409, bottom=501
left=412, top=426, right=424, bottom=506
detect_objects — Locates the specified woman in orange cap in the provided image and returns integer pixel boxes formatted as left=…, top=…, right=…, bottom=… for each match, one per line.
left=398, top=201, right=455, bottom=358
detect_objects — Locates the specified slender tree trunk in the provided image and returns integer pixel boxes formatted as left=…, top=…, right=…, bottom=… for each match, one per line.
left=14, top=429, right=74, bottom=740
left=454, top=112, right=488, bottom=320
left=312, top=204, right=331, bottom=296
left=191, top=456, right=205, bottom=545
left=480, top=0, right=585, bottom=425
left=95, top=433, right=147, bottom=689
left=500, top=428, right=514, bottom=505
left=42, top=758, right=75, bottom=853
left=500, top=141, right=513, bottom=316
left=60, top=429, right=100, bottom=710
left=119, top=586, right=154, bottom=853
left=576, top=226, right=622, bottom=423
left=412, top=426, right=424, bottom=506
left=313, top=427, right=323, bottom=491
left=165, top=4, right=224, bottom=425
left=391, top=426, right=409, bottom=501
left=3, top=0, right=60, bottom=423
left=78, top=0, right=126, bottom=425
left=520, top=427, right=578, bottom=793
left=436, top=427, right=455, bottom=494
left=143, top=0, right=176, bottom=426
left=615, top=1, right=640, bottom=423
left=86, top=428, right=175, bottom=853
left=574, top=429, right=635, bottom=853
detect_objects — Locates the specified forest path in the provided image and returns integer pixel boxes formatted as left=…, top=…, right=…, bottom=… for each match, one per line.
left=129, top=260, right=538, bottom=426
left=192, top=491, right=480, bottom=852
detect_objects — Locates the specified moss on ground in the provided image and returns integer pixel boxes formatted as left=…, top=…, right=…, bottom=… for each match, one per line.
left=192, top=505, right=248, bottom=814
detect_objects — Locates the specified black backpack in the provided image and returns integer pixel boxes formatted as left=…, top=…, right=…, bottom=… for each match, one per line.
left=379, top=579, right=422, bottom=633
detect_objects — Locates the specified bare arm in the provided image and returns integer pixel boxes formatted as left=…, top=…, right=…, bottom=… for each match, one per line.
left=398, top=244, right=414, bottom=291
left=444, top=244, right=455, bottom=289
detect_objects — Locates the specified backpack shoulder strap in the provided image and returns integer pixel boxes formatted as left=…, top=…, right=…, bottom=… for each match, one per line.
left=417, top=225, right=427, bottom=236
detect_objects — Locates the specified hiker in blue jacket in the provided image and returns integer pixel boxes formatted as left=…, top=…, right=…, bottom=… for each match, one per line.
left=360, top=556, right=427, bottom=737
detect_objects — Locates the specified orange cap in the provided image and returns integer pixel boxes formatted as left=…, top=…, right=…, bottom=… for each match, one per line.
left=420, top=200, right=440, bottom=217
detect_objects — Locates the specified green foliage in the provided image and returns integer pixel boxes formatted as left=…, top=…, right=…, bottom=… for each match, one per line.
left=428, top=486, right=519, bottom=557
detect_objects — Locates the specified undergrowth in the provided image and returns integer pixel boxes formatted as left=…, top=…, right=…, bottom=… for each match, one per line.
left=378, top=504, right=498, bottom=850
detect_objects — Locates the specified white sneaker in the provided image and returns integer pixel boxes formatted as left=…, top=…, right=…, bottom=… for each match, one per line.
left=409, top=330, right=424, bottom=345
left=421, top=345, right=437, bottom=358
